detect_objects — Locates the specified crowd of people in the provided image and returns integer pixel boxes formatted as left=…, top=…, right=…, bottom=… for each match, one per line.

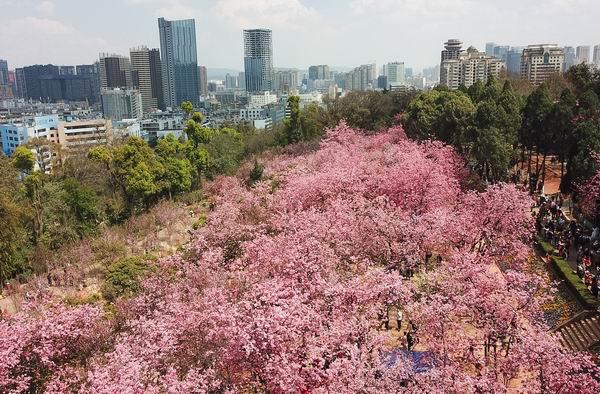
left=535, top=195, right=600, bottom=299
left=379, top=305, right=420, bottom=351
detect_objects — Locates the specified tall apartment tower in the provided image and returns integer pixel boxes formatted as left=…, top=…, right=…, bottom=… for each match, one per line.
left=243, top=29, right=273, bottom=93
left=594, top=45, right=600, bottom=65
left=520, top=45, right=565, bottom=85
left=564, top=47, right=576, bottom=71
left=0, top=59, right=9, bottom=86
left=130, top=46, right=159, bottom=113
left=383, top=62, right=406, bottom=87
left=198, top=65, right=208, bottom=96
left=158, top=17, right=200, bottom=108
left=440, top=42, right=504, bottom=89
left=99, top=54, right=132, bottom=89
left=308, top=65, right=330, bottom=80
left=576, top=46, right=591, bottom=64
left=149, top=48, right=164, bottom=110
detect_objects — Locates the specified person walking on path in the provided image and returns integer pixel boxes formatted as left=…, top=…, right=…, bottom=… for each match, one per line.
left=396, top=309, right=403, bottom=331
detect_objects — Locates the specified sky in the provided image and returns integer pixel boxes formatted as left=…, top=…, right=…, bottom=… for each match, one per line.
left=0, top=0, right=599, bottom=72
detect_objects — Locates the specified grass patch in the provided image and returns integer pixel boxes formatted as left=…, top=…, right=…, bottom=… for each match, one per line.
left=536, top=236, right=600, bottom=309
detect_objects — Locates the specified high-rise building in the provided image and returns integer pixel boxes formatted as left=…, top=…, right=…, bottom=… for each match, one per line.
left=149, top=49, right=164, bottom=110
left=99, top=54, right=132, bottom=89
left=440, top=42, right=504, bottom=89
left=130, top=46, right=158, bottom=113
left=238, top=71, right=246, bottom=91
left=564, top=47, right=576, bottom=70
left=485, top=42, right=497, bottom=57
left=272, top=69, right=299, bottom=93
left=0, top=60, right=10, bottom=97
left=243, top=29, right=273, bottom=92
left=76, top=63, right=101, bottom=103
left=383, top=62, right=406, bottom=87
left=101, top=88, right=143, bottom=120
left=377, top=75, right=388, bottom=89
left=441, top=39, right=463, bottom=63
left=198, top=66, right=208, bottom=96
left=521, top=45, right=565, bottom=85
left=345, top=64, right=376, bottom=91
left=15, top=68, right=26, bottom=99
left=308, top=65, right=330, bottom=81
left=0, top=59, right=9, bottom=86
left=493, top=45, right=510, bottom=63
left=225, top=73, right=238, bottom=90
left=507, top=47, right=524, bottom=75
left=594, top=45, right=600, bottom=65
left=576, top=46, right=591, bottom=64
left=59, top=66, right=76, bottom=76
left=158, top=17, right=200, bottom=108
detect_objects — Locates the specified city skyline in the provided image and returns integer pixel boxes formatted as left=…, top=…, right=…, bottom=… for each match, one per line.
left=1, top=0, right=599, bottom=71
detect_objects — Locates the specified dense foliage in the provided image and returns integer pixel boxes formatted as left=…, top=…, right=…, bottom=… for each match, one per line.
left=2, top=122, right=598, bottom=392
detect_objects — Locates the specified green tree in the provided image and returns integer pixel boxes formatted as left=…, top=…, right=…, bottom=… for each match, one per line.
left=404, top=89, right=476, bottom=151
left=521, top=84, right=554, bottom=187
left=12, top=146, right=35, bottom=173
left=281, top=95, right=302, bottom=145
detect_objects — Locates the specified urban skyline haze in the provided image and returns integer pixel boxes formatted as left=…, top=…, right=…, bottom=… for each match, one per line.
left=0, top=0, right=599, bottom=71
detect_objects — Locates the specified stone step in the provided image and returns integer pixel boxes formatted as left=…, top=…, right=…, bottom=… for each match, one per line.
left=572, top=321, right=593, bottom=347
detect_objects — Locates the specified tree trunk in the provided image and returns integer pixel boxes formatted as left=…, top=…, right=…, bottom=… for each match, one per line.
left=541, top=153, right=547, bottom=186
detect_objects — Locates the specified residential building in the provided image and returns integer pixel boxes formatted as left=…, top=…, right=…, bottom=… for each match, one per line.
left=99, top=54, right=132, bottom=90
left=493, top=45, right=510, bottom=63
left=308, top=65, right=330, bottom=80
left=198, top=66, right=208, bottom=96
left=442, top=39, right=463, bottom=61
left=50, top=118, right=112, bottom=154
left=243, top=29, right=273, bottom=92
left=576, top=45, right=591, bottom=64
left=14, top=64, right=99, bottom=103
left=130, top=46, right=159, bottom=113
left=158, top=17, right=200, bottom=108
left=594, top=45, right=600, bottom=65
left=383, top=62, right=406, bottom=87
left=345, top=64, right=376, bottom=91
left=149, top=48, right=164, bottom=110
left=238, top=72, right=246, bottom=91
left=272, top=69, right=299, bottom=94
left=225, top=73, right=238, bottom=90
left=0, top=114, right=59, bottom=156
left=564, top=47, right=576, bottom=70
left=0, top=59, right=8, bottom=86
left=249, top=91, right=277, bottom=107
left=521, top=44, right=565, bottom=85
left=440, top=42, right=504, bottom=89
left=507, top=47, right=524, bottom=75
left=101, top=88, right=143, bottom=120
left=76, top=63, right=101, bottom=103
left=59, top=66, right=75, bottom=76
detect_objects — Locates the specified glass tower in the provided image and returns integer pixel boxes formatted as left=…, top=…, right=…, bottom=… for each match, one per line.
left=158, top=17, right=200, bottom=108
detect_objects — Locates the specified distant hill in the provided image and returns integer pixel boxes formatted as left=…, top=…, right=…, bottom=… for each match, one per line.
left=206, top=68, right=241, bottom=80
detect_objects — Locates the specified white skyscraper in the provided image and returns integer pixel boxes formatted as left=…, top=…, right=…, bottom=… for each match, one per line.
left=576, top=45, right=591, bottom=64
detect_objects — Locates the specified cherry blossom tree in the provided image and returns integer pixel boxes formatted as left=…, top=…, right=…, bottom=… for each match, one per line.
left=2, top=121, right=598, bottom=393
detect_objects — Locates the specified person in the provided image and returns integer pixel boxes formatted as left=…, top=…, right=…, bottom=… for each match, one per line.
left=383, top=307, right=390, bottom=330
left=409, top=320, right=418, bottom=334
left=397, top=309, right=403, bottom=331
left=591, top=274, right=599, bottom=298
left=406, top=331, right=414, bottom=351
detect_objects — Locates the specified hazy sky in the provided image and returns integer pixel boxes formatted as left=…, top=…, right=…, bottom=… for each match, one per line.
left=1, top=0, right=599, bottom=72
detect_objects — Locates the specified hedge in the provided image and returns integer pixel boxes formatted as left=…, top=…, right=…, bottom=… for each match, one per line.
left=536, top=236, right=600, bottom=310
